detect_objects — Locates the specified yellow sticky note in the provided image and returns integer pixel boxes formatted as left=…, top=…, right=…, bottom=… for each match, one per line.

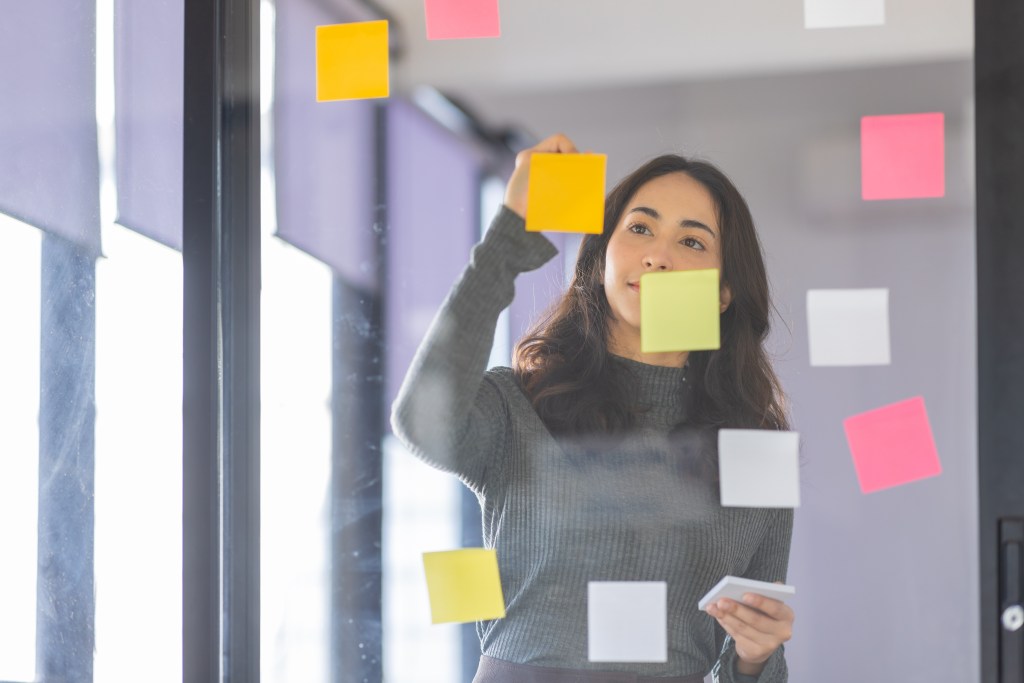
left=422, top=548, right=506, bottom=624
left=640, top=269, right=721, bottom=353
left=316, top=21, right=390, bottom=102
left=525, top=153, right=606, bottom=234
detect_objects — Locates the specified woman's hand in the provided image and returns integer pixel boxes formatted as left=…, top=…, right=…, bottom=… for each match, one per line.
left=503, top=133, right=580, bottom=219
left=705, top=588, right=795, bottom=676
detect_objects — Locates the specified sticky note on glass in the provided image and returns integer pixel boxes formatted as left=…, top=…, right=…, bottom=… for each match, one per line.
left=422, top=548, right=506, bottom=624
left=807, top=288, right=891, bottom=367
left=525, top=153, right=606, bottom=234
left=316, top=21, right=389, bottom=102
left=640, top=269, right=720, bottom=353
left=843, top=396, right=942, bottom=494
left=804, top=0, right=885, bottom=29
left=719, top=429, right=801, bottom=508
left=425, top=0, right=501, bottom=40
left=588, top=582, right=667, bottom=663
left=861, top=112, right=945, bottom=200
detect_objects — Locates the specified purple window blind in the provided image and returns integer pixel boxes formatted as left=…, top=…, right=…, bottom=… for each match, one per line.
left=113, top=0, right=184, bottom=251
left=0, top=1, right=100, bottom=254
left=385, top=99, right=488, bottom=408
left=274, top=0, right=377, bottom=290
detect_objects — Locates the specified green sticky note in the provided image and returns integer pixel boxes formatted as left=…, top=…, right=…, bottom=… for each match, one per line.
left=422, top=548, right=506, bottom=624
left=525, top=153, right=606, bottom=233
left=316, top=21, right=390, bottom=102
left=640, top=269, right=721, bottom=353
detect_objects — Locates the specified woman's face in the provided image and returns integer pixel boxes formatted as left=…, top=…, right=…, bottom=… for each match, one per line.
left=602, top=172, right=731, bottom=346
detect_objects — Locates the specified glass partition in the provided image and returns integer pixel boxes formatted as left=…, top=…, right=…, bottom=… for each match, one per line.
left=262, top=1, right=977, bottom=682
left=0, top=1, right=990, bottom=681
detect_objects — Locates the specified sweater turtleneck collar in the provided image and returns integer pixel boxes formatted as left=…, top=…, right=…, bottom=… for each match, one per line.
left=609, top=354, right=690, bottom=423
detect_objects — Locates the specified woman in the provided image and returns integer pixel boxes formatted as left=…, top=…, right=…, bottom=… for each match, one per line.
left=392, top=134, right=795, bottom=682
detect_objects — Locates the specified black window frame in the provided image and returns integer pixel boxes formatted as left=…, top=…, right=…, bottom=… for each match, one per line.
left=182, top=0, right=260, bottom=680
left=975, top=1, right=1024, bottom=682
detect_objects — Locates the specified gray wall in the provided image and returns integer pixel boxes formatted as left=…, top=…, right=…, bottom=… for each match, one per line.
left=461, top=60, right=979, bottom=682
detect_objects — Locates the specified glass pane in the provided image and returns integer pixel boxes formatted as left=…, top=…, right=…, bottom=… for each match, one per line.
left=0, top=0, right=183, bottom=680
left=264, top=1, right=977, bottom=682
left=0, top=217, right=41, bottom=682
left=260, top=2, right=334, bottom=680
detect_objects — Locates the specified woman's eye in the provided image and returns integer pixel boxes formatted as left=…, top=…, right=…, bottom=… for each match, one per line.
left=681, top=236, right=706, bottom=251
left=628, top=223, right=651, bottom=235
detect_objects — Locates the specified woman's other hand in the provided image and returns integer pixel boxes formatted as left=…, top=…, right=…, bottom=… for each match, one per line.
left=705, top=588, right=795, bottom=676
left=503, top=133, right=580, bottom=219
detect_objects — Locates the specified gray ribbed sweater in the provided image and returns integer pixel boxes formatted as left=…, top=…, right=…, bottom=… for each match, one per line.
left=391, top=206, right=792, bottom=682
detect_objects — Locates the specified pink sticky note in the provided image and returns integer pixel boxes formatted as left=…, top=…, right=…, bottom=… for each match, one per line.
left=861, top=112, right=945, bottom=200
left=424, top=0, right=501, bottom=40
left=843, top=396, right=942, bottom=494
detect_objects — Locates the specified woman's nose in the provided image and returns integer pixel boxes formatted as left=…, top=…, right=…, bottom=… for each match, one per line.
left=643, top=253, right=672, bottom=271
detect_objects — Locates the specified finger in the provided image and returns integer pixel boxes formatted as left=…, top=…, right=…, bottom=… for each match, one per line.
left=740, top=593, right=795, bottom=623
left=718, top=606, right=793, bottom=648
left=719, top=600, right=780, bottom=636
left=539, top=133, right=579, bottom=154
left=713, top=611, right=779, bottom=650
left=516, top=133, right=579, bottom=167
left=709, top=615, right=774, bottom=664
left=713, top=598, right=793, bottom=643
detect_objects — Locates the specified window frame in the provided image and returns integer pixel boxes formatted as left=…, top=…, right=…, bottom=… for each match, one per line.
left=182, top=0, right=261, bottom=681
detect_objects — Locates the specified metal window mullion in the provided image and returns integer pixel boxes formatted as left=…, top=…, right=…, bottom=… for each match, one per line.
left=183, top=0, right=260, bottom=681
left=37, top=234, right=97, bottom=683
left=329, top=101, right=388, bottom=683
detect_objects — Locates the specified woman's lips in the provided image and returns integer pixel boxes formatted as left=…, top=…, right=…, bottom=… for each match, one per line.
left=628, top=282, right=640, bottom=293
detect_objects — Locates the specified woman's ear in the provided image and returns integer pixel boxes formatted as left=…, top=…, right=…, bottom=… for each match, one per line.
left=720, top=282, right=733, bottom=313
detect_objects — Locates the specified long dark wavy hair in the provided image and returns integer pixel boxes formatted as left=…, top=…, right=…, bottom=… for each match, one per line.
left=512, top=154, right=789, bottom=441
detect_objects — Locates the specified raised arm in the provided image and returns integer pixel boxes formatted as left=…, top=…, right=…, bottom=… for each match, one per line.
left=390, top=134, right=581, bottom=491
left=390, top=206, right=556, bottom=490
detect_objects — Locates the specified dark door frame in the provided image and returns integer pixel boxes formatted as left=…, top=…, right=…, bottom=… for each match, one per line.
left=976, top=0, right=1024, bottom=681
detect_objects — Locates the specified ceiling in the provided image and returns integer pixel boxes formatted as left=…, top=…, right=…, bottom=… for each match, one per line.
left=378, top=0, right=973, bottom=93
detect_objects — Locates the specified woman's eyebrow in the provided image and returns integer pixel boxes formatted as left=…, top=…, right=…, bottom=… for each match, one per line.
left=628, top=206, right=718, bottom=238
left=680, top=218, right=718, bottom=238
left=628, top=206, right=662, bottom=220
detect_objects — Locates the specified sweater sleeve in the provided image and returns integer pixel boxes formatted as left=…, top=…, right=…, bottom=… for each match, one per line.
left=390, top=206, right=558, bottom=492
left=715, top=508, right=795, bottom=683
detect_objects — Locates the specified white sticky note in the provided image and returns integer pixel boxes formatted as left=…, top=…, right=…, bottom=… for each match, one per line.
left=804, top=0, right=885, bottom=29
left=588, top=582, right=667, bottom=663
left=807, top=288, right=891, bottom=367
left=719, top=430, right=801, bottom=508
